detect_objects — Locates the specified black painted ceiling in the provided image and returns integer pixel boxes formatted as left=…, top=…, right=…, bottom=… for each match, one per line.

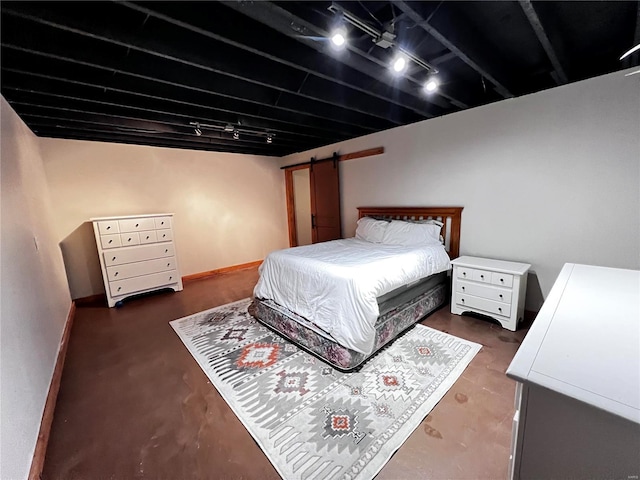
left=1, top=1, right=638, bottom=157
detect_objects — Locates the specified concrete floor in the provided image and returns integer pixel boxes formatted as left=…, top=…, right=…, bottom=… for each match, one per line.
left=43, top=268, right=528, bottom=479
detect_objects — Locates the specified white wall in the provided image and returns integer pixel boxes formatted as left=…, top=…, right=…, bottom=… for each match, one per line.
left=282, top=69, right=640, bottom=309
left=39, top=138, right=289, bottom=299
left=0, top=98, right=72, bottom=479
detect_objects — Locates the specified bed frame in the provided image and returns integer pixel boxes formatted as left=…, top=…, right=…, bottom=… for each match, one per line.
left=250, top=206, right=464, bottom=371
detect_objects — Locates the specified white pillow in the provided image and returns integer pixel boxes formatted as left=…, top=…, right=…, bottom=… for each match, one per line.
left=355, top=217, right=388, bottom=243
left=381, top=219, right=442, bottom=246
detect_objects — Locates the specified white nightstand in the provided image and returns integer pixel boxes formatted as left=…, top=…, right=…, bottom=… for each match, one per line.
left=450, top=256, right=531, bottom=331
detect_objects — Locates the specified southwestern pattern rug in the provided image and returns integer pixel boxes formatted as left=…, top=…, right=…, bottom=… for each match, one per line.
left=170, top=298, right=481, bottom=480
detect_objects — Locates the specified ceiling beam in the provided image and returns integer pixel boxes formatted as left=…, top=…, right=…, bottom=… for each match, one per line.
left=518, top=0, right=568, bottom=84
left=120, top=1, right=440, bottom=120
left=393, top=1, right=513, bottom=98
left=220, top=0, right=468, bottom=110
left=3, top=51, right=375, bottom=139
left=0, top=4, right=413, bottom=127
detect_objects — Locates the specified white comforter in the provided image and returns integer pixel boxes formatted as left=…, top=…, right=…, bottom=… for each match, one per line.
left=253, top=238, right=451, bottom=355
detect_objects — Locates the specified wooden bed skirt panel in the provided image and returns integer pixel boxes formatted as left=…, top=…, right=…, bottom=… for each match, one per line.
left=357, top=206, right=463, bottom=260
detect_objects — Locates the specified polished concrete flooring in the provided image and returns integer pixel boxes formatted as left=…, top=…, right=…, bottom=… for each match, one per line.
left=43, top=268, right=529, bottom=479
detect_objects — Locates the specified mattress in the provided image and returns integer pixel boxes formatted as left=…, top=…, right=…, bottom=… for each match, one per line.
left=254, top=238, right=451, bottom=355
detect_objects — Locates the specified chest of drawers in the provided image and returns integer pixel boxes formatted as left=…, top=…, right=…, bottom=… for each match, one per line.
left=450, top=256, right=530, bottom=331
left=91, top=214, right=183, bottom=307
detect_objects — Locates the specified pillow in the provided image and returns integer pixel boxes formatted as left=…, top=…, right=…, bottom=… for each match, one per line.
left=381, top=219, right=442, bottom=246
left=355, top=216, right=388, bottom=243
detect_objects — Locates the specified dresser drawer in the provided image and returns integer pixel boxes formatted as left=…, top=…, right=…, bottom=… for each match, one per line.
left=100, top=234, right=122, bottom=249
left=118, top=217, right=156, bottom=233
left=104, top=243, right=175, bottom=267
left=109, top=269, right=178, bottom=297
left=120, top=232, right=140, bottom=246
left=106, top=256, right=177, bottom=281
left=491, top=272, right=514, bottom=288
left=139, top=231, right=158, bottom=244
left=154, top=216, right=172, bottom=229
left=97, top=220, right=120, bottom=235
left=456, top=266, right=474, bottom=280
left=156, top=229, right=173, bottom=242
left=456, top=280, right=512, bottom=304
left=454, top=292, right=512, bottom=318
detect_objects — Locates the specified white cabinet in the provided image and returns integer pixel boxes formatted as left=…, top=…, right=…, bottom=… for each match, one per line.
left=451, top=256, right=530, bottom=331
left=91, top=214, right=183, bottom=307
left=506, top=264, right=640, bottom=479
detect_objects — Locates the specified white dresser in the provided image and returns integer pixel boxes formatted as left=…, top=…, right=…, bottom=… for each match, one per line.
left=450, top=256, right=531, bottom=331
left=506, top=263, right=640, bottom=479
left=91, top=214, right=183, bottom=307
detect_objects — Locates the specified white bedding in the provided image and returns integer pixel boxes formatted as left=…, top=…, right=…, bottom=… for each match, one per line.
left=253, top=238, right=451, bottom=355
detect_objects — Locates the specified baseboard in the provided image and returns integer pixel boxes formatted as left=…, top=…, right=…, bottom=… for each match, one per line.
left=28, top=301, right=76, bottom=480
left=182, top=260, right=263, bottom=283
left=74, top=292, right=106, bottom=307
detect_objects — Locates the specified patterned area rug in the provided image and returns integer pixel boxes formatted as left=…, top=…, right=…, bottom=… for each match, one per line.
left=170, top=298, right=481, bottom=480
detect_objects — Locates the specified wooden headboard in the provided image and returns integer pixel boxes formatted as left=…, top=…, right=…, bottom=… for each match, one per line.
left=357, top=206, right=464, bottom=259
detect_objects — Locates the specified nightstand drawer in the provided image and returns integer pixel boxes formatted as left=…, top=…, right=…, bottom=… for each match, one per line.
left=139, top=231, right=158, bottom=244
left=454, top=292, right=512, bottom=318
left=472, top=269, right=492, bottom=283
left=156, top=229, right=173, bottom=242
left=456, top=280, right=512, bottom=304
left=97, top=220, right=120, bottom=235
left=456, top=266, right=474, bottom=280
left=154, top=216, right=172, bottom=229
left=492, top=272, right=514, bottom=287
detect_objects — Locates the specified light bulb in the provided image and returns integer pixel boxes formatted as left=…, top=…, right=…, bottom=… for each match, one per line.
left=331, top=31, right=345, bottom=47
left=392, top=55, right=407, bottom=73
left=424, top=78, right=438, bottom=92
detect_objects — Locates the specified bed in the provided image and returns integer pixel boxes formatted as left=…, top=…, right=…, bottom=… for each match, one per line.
left=249, top=206, right=463, bottom=371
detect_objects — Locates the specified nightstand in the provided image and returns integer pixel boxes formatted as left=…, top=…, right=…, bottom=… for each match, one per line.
left=450, top=256, right=531, bottom=331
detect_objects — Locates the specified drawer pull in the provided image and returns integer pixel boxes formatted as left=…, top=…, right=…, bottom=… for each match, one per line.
left=500, top=278, right=504, bottom=282
left=146, top=235, right=150, bottom=239
left=108, top=239, right=113, bottom=244
left=499, top=294, right=503, bottom=299
left=114, top=272, right=119, bottom=276
left=117, top=287, right=122, bottom=292
left=165, top=249, right=168, bottom=253
left=169, top=276, right=172, bottom=280
left=480, top=274, right=484, bottom=279
left=135, top=223, right=139, bottom=227
left=106, top=226, right=111, bottom=230
left=461, top=286, right=465, bottom=291
left=167, top=263, right=170, bottom=267
left=127, top=238, right=132, bottom=242
left=462, top=272, right=467, bottom=276
left=160, top=221, right=165, bottom=225
left=112, top=256, right=116, bottom=261
left=461, top=298, right=465, bottom=302
left=498, top=307, right=502, bottom=312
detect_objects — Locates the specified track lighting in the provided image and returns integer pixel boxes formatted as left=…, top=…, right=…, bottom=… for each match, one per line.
left=188, top=121, right=276, bottom=144
left=233, top=130, right=240, bottom=140
left=391, top=54, right=407, bottom=74
left=266, top=134, right=273, bottom=144
left=424, top=77, right=439, bottom=93
left=330, top=27, right=346, bottom=49
left=223, top=124, right=235, bottom=132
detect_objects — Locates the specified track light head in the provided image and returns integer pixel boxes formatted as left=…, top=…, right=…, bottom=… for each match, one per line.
left=330, top=27, right=347, bottom=49
left=391, top=54, right=407, bottom=74
left=194, top=122, right=202, bottom=136
left=266, top=134, right=273, bottom=144
left=224, top=124, right=235, bottom=132
left=233, top=130, right=240, bottom=140
left=424, top=76, right=439, bottom=93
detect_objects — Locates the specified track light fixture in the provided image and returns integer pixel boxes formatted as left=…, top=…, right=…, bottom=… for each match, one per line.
left=424, top=76, right=439, bottom=93
left=189, top=121, right=277, bottom=144
left=327, top=3, right=439, bottom=92
left=330, top=27, right=347, bottom=49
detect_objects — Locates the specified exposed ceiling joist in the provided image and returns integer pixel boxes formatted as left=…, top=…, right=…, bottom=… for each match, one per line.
left=518, top=0, right=568, bottom=84
left=393, top=0, right=514, bottom=99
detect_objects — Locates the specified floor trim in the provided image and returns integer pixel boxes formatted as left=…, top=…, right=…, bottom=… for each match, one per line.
left=182, top=260, right=263, bottom=283
left=28, top=301, right=76, bottom=480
